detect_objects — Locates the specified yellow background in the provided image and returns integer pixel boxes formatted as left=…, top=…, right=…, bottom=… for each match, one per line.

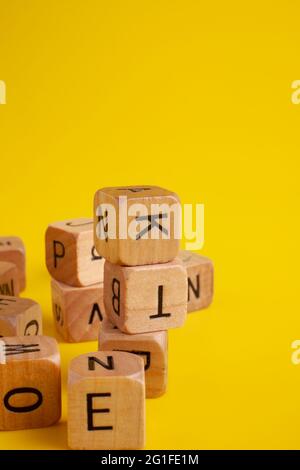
left=0, top=0, right=299, bottom=450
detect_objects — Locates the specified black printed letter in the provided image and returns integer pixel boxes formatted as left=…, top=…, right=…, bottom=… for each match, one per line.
left=87, top=393, right=113, bottom=431
left=91, top=246, right=102, bottom=261
left=188, top=275, right=200, bottom=301
left=53, top=240, right=65, bottom=268
left=4, top=387, right=43, bottom=413
left=88, top=355, right=114, bottom=371
left=149, top=285, right=171, bottom=319
left=112, top=279, right=120, bottom=315
left=88, top=303, right=103, bottom=324
left=24, top=320, right=39, bottom=336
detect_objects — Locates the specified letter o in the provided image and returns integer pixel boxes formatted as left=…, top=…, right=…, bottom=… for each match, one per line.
left=4, top=387, right=43, bottom=413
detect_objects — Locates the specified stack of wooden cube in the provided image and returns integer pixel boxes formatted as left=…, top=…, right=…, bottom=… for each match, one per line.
left=0, top=236, right=44, bottom=338
left=0, top=236, right=26, bottom=297
left=66, top=186, right=213, bottom=450
left=46, top=219, right=106, bottom=342
left=97, top=186, right=187, bottom=401
left=0, top=237, right=61, bottom=432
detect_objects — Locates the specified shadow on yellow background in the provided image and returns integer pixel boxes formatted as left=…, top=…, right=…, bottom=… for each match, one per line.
left=0, top=0, right=300, bottom=449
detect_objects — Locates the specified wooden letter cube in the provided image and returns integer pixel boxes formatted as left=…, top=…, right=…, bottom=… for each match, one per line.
left=45, top=218, right=105, bottom=287
left=178, top=250, right=214, bottom=312
left=0, top=296, right=43, bottom=337
left=94, top=185, right=180, bottom=266
left=0, top=237, right=26, bottom=291
left=104, top=259, right=187, bottom=334
left=98, top=320, right=167, bottom=398
left=51, top=279, right=105, bottom=342
left=68, top=350, right=145, bottom=450
left=0, top=336, right=61, bottom=430
left=0, top=262, right=19, bottom=297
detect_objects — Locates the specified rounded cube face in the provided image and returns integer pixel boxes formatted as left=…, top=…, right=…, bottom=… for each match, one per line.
left=45, top=218, right=105, bottom=287
left=178, top=250, right=214, bottom=312
left=104, top=260, right=187, bottom=334
left=98, top=320, right=168, bottom=398
left=93, top=186, right=181, bottom=266
left=0, top=336, right=61, bottom=430
left=0, top=261, right=19, bottom=297
left=51, top=279, right=106, bottom=343
left=68, top=351, right=145, bottom=450
left=0, top=296, right=43, bottom=337
left=0, top=237, right=26, bottom=291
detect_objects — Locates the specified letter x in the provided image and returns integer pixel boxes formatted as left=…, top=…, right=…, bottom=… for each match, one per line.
left=136, top=213, right=168, bottom=240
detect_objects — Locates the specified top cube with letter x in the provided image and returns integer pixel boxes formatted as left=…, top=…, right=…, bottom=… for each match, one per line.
left=93, top=186, right=181, bottom=266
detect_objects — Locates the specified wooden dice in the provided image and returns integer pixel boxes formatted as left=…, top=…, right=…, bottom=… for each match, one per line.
left=45, top=218, right=105, bottom=287
left=178, top=250, right=214, bottom=312
left=104, top=259, right=187, bottom=334
left=0, top=262, right=19, bottom=297
left=0, top=336, right=61, bottom=430
left=94, top=186, right=180, bottom=266
left=68, top=351, right=145, bottom=449
left=99, top=320, right=167, bottom=398
left=51, top=279, right=105, bottom=342
left=0, top=237, right=26, bottom=291
left=0, top=296, right=42, bottom=337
